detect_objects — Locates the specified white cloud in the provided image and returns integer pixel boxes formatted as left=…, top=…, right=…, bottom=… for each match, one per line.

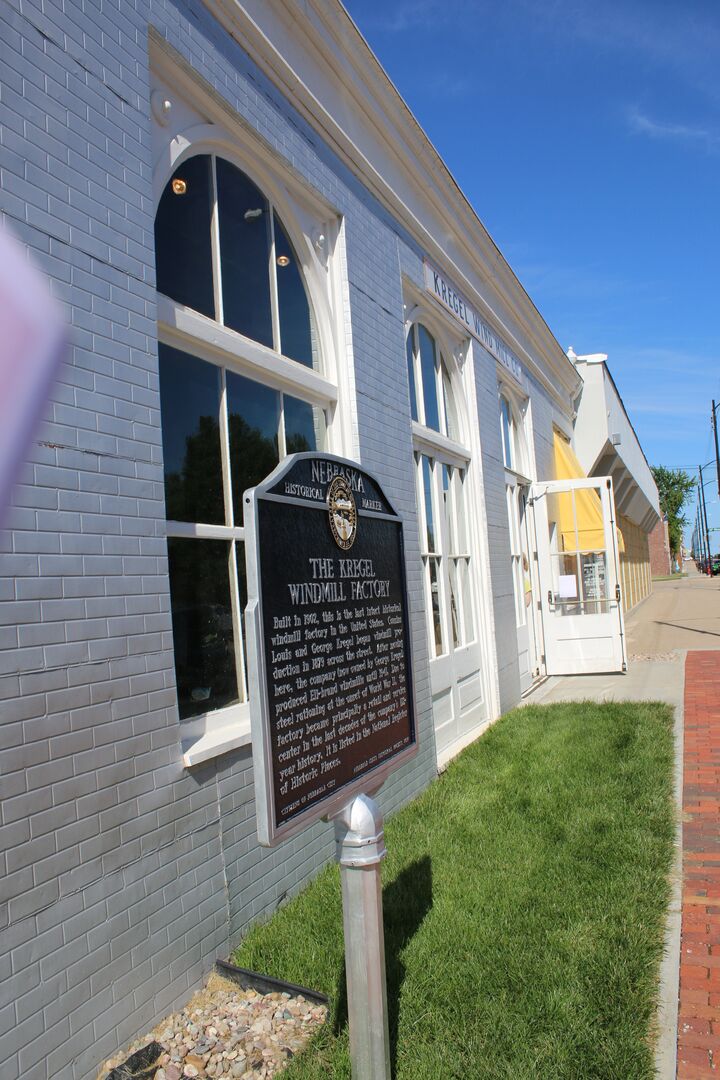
left=626, top=107, right=720, bottom=153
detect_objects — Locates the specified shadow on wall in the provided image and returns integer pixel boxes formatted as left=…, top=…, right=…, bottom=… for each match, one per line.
left=333, top=854, right=433, bottom=1076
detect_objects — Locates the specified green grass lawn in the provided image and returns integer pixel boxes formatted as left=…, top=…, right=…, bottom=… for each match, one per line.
left=233, top=701, right=675, bottom=1079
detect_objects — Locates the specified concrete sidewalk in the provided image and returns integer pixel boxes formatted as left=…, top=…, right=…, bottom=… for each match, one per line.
left=523, top=566, right=720, bottom=1080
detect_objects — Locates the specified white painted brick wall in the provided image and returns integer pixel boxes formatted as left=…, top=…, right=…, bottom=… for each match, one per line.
left=0, top=2, right=567, bottom=1076
left=0, top=2, right=440, bottom=1078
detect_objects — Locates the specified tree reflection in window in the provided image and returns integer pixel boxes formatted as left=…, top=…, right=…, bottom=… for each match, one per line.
left=167, top=538, right=239, bottom=719
left=158, top=345, right=223, bottom=525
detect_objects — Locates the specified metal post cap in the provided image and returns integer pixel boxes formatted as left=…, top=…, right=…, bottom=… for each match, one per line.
left=332, top=793, right=387, bottom=867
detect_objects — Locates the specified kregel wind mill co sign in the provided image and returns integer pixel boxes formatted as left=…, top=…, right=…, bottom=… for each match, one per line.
left=244, top=454, right=417, bottom=1079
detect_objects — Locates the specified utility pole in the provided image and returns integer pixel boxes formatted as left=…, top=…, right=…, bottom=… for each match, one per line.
left=699, top=463, right=712, bottom=574
left=713, top=401, right=720, bottom=499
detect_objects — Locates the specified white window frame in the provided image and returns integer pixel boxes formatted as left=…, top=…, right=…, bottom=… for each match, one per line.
left=153, top=135, right=342, bottom=767
left=404, top=306, right=479, bottom=662
left=499, top=383, right=533, bottom=629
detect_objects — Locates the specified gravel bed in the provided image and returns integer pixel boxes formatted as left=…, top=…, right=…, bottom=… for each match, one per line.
left=100, top=973, right=327, bottom=1080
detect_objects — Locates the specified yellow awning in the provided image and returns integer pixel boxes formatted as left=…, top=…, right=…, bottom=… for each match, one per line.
left=552, top=434, right=625, bottom=553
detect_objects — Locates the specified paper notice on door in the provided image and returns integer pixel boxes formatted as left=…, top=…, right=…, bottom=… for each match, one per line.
left=558, top=574, right=578, bottom=599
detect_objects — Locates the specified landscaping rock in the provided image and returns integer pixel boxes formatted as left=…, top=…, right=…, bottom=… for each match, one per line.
left=99, top=975, right=326, bottom=1080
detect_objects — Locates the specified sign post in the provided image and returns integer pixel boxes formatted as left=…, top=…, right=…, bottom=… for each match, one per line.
left=244, top=453, right=417, bottom=1078
left=333, top=794, right=391, bottom=1079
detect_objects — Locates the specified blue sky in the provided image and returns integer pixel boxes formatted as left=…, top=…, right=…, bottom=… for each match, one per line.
left=344, top=0, right=720, bottom=540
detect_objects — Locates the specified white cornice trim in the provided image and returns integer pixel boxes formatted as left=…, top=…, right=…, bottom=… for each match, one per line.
left=197, top=1, right=581, bottom=407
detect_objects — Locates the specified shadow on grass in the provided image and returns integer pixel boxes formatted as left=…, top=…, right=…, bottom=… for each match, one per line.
left=333, top=855, right=433, bottom=1076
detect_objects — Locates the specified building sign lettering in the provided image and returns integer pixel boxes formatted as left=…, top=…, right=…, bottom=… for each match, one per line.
left=424, top=260, right=523, bottom=384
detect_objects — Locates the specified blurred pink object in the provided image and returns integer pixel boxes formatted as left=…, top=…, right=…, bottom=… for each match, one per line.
left=0, top=227, right=67, bottom=526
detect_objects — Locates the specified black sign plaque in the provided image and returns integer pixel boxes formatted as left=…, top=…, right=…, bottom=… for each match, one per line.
left=244, top=453, right=417, bottom=845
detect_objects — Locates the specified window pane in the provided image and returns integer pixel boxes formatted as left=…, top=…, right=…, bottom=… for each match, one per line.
left=428, top=557, right=445, bottom=656
left=454, top=469, right=468, bottom=553
left=442, top=465, right=457, bottom=554
left=235, top=541, right=248, bottom=689
left=422, top=455, right=436, bottom=553
left=448, top=558, right=460, bottom=648
left=159, top=345, right=223, bottom=524
left=442, top=363, right=459, bottom=441
left=284, top=394, right=321, bottom=454
left=418, top=324, right=440, bottom=431
left=500, top=397, right=513, bottom=468
left=274, top=213, right=314, bottom=368
left=216, top=158, right=273, bottom=348
left=460, top=559, right=474, bottom=642
left=155, top=155, right=214, bottom=318
left=227, top=371, right=279, bottom=524
left=406, top=332, right=418, bottom=422
left=167, top=539, right=239, bottom=719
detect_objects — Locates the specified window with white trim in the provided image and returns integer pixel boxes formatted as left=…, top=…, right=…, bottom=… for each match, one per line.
left=499, top=390, right=531, bottom=628
left=406, top=322, right=459, bottom=439
left=155, top=153, right=329, bottom=723
left=408, top=321, right=476, bottom=658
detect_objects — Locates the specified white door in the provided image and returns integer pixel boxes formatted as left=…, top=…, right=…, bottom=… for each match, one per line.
left=531, top=477, right=627, bottom=675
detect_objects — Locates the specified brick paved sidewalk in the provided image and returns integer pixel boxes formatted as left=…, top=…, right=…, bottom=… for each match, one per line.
left=677, top=651, right=720, bottom=1078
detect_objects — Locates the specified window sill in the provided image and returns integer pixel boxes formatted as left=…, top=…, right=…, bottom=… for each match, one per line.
left=182, top=710, right=252, bottom=767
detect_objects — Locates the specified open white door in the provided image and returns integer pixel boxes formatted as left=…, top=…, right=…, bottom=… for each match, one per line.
left=531, top=477, right=627, bottom=675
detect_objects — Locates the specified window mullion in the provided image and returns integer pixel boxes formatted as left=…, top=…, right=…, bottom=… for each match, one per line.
left=210, top=156, right=224, bottom=325
left=268, top=204, right=282, bottom=354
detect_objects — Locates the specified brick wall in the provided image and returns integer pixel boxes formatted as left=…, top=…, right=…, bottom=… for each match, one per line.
left=649, top=515, right=672, bottom=578
left=0, top=1, right=571, bottom=1076
left=0, top=2, right=439, bottom=1077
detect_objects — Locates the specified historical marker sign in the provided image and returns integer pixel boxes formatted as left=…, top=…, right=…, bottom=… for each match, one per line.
left=244, top=453, right=417, bottom=846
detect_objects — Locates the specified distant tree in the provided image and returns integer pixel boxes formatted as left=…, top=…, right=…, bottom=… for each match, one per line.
left=650, top=466, right=695, bottom=558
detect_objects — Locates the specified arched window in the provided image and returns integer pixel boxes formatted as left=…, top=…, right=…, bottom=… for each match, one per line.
left=499, top=388, right=532, bottom=630
left=406, top=314, right=486, bottom=763
left=155, top=153, right=330, bottom=728
left=155, top=155, right=317, bottom=368
left=406, top=323, right=458, bottom=439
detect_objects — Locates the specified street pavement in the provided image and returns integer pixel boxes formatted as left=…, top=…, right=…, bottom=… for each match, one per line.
left=524, top=564, right=720, bottom=1080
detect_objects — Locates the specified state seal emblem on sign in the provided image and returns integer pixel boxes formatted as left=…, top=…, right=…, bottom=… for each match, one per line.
left=327, top=475, right=357, bottom=550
